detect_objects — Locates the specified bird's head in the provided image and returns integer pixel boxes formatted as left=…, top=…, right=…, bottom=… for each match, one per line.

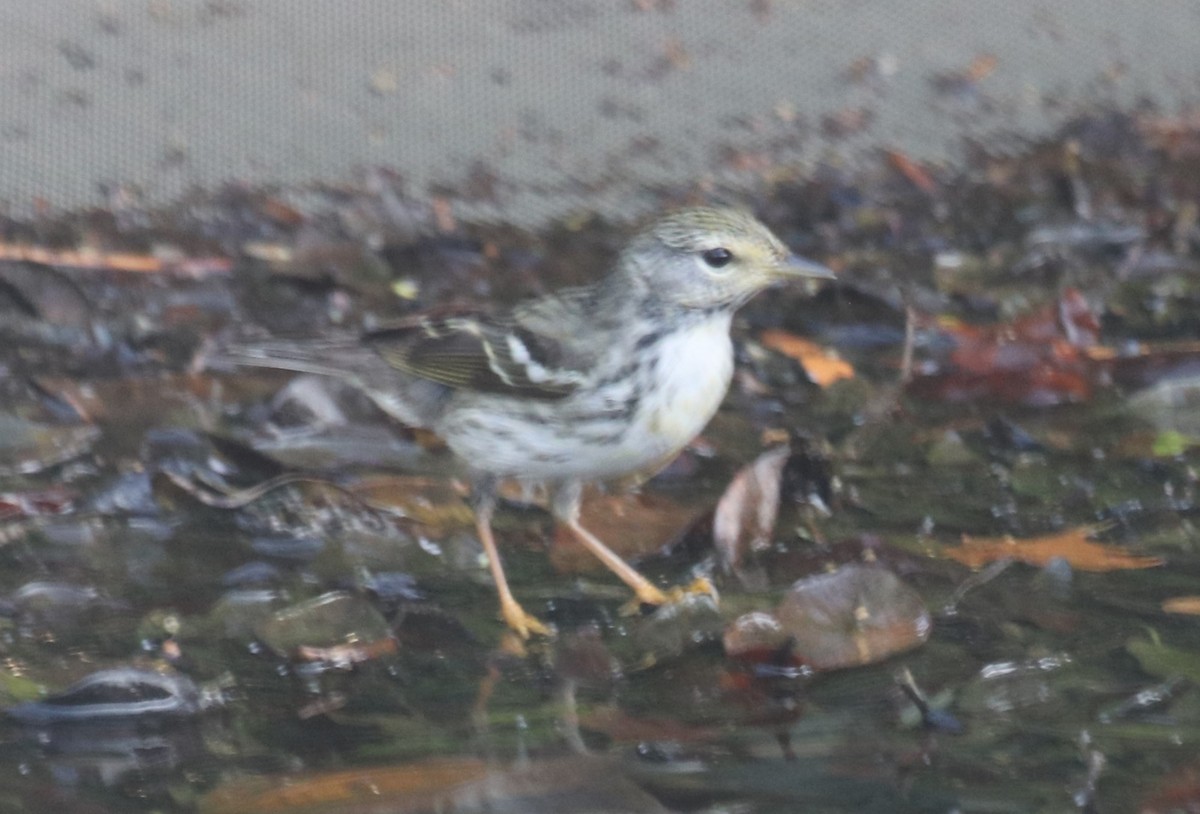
left=619, top=207, right=834, bottom=311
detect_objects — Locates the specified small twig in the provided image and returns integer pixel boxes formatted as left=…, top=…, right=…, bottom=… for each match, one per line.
left=899, top=303, right=917, bottom=384
left=895, top=667, right=963, bottom=733
left=942, top=559, right=1012, bottom=615
left=162, top=470, right=364, bottom=510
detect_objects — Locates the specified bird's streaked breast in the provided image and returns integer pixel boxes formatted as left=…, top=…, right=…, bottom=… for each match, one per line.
left=435, top=313, right=734, bottom=483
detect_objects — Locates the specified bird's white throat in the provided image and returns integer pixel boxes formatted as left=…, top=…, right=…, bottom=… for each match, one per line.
left=636, top=311, right=734, bottom=456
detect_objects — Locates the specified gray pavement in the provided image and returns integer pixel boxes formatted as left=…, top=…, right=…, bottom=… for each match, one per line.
left=2, top=0, right=1198, bottom=225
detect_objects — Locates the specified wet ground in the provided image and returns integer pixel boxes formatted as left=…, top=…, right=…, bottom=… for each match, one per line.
left=2, top=108, right=1200, bottom=812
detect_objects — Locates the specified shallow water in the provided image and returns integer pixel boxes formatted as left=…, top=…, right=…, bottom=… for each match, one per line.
left=1, top=113, right=1200, bottom=812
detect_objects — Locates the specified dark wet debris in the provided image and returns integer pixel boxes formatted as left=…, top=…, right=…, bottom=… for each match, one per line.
left=7, top=667, right=212, bottom=725
left=3, top=109, right=1200, bottom=811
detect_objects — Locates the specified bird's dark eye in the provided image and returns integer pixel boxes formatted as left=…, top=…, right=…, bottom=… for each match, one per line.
left=702, top=247, right=733, bottom=268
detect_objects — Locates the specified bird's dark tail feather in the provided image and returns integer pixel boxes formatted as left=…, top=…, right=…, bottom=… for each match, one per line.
left=205, top=339, right=365, bottom=379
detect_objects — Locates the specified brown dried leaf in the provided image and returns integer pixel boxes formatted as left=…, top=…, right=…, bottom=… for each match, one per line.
left=579, top=705, right=719, bottom=745
left=946, top=525, right=1164, bottom=572
left=201, top=756, right=667, bottom=814
left=885, top=149, right=937, bottom=194
left=551, top=489, right=701, bottom=572
left=908, top=289, right=1102, bottom=405
left=201, top=757, right=489, bottom=814
left=774, top=564, right=931, bottom=670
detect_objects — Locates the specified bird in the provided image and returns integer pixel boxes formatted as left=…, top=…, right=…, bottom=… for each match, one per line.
left=220, top=207, right=834, bottom=637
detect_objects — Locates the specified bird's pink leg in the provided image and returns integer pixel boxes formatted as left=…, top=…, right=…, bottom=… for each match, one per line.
left=474, top=496, right=552, bottom=638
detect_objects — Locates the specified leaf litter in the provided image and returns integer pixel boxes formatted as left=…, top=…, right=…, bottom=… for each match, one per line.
left=945, top=524, right=1165, bottom=572
left=3, top=109, right=1200, bottom=811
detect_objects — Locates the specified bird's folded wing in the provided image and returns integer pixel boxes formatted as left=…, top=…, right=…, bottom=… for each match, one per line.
left=365, top=312, right=588, bottom=400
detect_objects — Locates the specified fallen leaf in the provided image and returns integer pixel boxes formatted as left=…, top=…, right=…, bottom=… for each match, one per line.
left=201, top=757, right=489, bottom=814
left=908, top=289, right=1103, bottom=405
left=759, top=330, right=855, bottom=386
left=946, top=525, right=1164, bottom=572
left=713, top=445, right=790, bottom=571
left=0, top=239, right=230, bottom=276
left=885, top=149, right=937, bottom=194
left=1162, top=596, right=1200, bottom=615
left=772, top=564, right=931, bottom=670
left=907, top=364, right=1094, bottom=405
left=200, top=756, right=668, bottom=814
left=550, top=489, right=702, bottom=573
left=255, top=592, right=395, bottom=661
left=579, top=705, right=719, bottom=744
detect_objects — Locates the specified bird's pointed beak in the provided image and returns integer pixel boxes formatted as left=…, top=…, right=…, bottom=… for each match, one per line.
left=777, top=253, right=836, bottom=280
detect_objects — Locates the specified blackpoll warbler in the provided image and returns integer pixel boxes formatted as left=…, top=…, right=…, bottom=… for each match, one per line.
left=227, top=207, right=833, bottom=637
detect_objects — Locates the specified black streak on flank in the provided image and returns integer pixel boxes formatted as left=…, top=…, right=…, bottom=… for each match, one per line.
left=592, top=361, right=638, bottom=388
left=633, top=330, right=663, bottom=351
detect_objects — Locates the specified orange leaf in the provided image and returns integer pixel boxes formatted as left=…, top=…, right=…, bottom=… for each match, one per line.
left=201, top=756, right=662, bottom=814
left=885, top=149, right=937, bottom=194
left=201, top=757, right=488, bottom=813
left=759, top=330, right=854, bottom=387
left=946, top=525, right=1164, bottom=572
left=0, top=239, right=231, bottom=276
left=1163, top=596, right=1200, bottom=615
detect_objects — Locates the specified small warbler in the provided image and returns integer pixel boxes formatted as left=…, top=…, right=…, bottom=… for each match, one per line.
left=226, top=207, right=833, bottom=637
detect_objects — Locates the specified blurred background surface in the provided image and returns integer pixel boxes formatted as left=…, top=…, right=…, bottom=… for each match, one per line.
left=3, top=0, right=1198, bottom=223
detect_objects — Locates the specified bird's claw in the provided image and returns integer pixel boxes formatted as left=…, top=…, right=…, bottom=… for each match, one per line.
left=501, top=600, right=554, bottom=639
left=634, top=584, right=670, bottom=606
left=621, top=577, right=719, bottom=616
left=665, top=576, right=719, bottom=605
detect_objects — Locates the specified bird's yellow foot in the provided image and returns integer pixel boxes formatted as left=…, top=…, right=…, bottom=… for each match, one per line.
left=633, top=583, right=669, bottom=607
left=665, top=577, right=719, bottom=605
left=500, top=598, right=554, bottom=639
left=621, top=577, right=719, bottom=616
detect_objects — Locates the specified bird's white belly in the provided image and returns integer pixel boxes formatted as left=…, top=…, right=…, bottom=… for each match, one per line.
left=440, top=315, right=734, bottom=482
